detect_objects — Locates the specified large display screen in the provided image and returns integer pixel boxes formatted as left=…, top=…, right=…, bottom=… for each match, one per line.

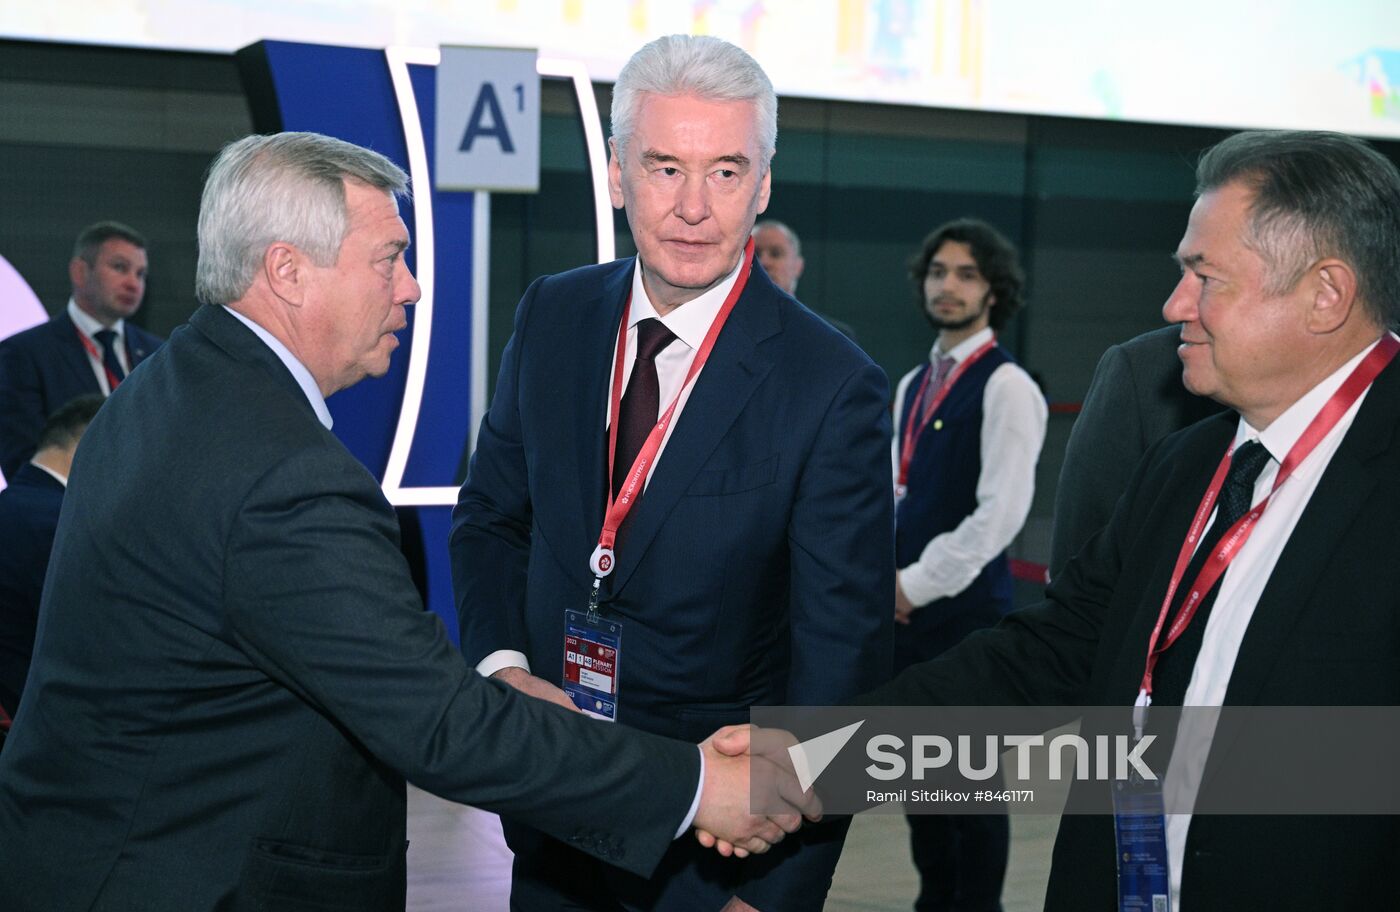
left=4, top=0, right=1398, bottom=138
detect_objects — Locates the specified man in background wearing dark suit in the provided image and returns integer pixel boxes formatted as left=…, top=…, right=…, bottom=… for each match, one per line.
left=0, top=131, right=816, bottom=912
left=452, top=35, right=892, bottom=912
left=0, top=221, right=162, bottom=479
left=856, top=130, right=1400, bottom=910
left=0, top=393, right=103, bottom=731
left=1049, top=326, right=1225, bottom=579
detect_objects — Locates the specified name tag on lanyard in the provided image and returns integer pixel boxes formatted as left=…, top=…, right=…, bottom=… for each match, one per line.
left=1112, top=766, right=1172, bottom=912
left=562, top=609, right=622, bottom=721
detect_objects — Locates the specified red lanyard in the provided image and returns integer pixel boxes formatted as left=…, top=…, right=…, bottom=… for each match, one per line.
left=1135, top=334, right=1399, bottom=717
left=895, top=338, right=997, bottom=494
left=73, top=324, right=123, bottom=392
left=586, top=239, right=755, bottom=585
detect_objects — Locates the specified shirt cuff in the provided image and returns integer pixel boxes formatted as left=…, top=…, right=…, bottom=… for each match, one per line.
left=675, top=745, right=705, bottom=838
left=476, top=650, right=531, bottom=678
left=898, top=564, right=941, bottom=609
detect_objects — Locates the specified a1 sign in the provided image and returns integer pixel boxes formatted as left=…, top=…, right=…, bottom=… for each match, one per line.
left=436, top=46, right=540, bottom=193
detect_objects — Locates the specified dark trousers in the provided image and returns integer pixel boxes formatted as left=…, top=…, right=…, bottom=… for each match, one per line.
left=905, top=810, right=1008, bottom=912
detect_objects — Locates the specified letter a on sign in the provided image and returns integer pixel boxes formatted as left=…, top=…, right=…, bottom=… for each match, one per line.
left=460, top=84, right=515, bottom=153
left=436, top=46, right=539, bottom=192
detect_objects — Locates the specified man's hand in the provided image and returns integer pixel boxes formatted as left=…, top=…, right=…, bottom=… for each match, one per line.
left=491, top=667, right=580, bottom=712
left=693, top=725, right=821, bottom=858
left=895, top=576, right=917, bottom=625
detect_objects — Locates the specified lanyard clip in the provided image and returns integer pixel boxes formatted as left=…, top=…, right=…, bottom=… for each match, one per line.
left=586, top=578, right=602, bottom=625
left=1133, top=688, right=1151, bottom=742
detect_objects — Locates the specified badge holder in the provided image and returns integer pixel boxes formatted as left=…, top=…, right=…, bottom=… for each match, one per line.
left=1111, top=760, right=1172, bottom=912
left=562, top=608, right=622, bottom=722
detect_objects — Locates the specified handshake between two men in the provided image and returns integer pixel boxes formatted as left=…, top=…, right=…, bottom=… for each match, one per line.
left=492, top=666, right=821, bottom=858
left=694, top=723, right=822, bottom=858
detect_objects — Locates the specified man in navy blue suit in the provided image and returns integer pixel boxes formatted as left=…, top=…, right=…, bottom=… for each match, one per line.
left=0, top=222, right=162, bottom=479
left=452, top=34, right=893, bottom=912
left=0, top=393, right=103, bottom=728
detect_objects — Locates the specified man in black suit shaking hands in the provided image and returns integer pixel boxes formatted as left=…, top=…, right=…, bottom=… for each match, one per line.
left=0, top=131, right=817, bottom=912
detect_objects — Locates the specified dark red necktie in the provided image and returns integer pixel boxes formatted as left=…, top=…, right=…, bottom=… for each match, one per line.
left=612, top=318, right=677, bottom=499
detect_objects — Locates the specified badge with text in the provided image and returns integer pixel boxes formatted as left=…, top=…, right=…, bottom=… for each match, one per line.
left=1112, top=766, right=1172, bottom=912
left=562, top=610, right=622, bottom=721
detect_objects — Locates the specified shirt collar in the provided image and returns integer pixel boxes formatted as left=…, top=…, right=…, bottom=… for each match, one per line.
left=29, top=461, right=68, bottom=487
left=931, top=326, right=994, bottom=364
left=222, top=306, right=334, bottom=430
left=629, top=254, right=745, bottom=351
left=1235, top=334, right=1390, bottom=481
left=67, top=298, right=124, bottom=341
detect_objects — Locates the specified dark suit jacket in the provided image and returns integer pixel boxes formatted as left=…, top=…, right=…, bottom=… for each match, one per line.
left=0, top=309, right=162, bottom=479
left=862, top=353, right=1400, bottom=910
left=1049, top=326, right=1225, bottom=578
left=452, top=257, right=894, bottom=909
left=0, top=462, right=64, bottom=719
left=0, top=305, right=699, bottom=912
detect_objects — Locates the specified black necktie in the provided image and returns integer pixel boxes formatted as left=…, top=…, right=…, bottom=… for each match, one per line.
left=93, top=329, right=127, bottom=388
left=1152, top=439, right=1273, bottom=705
left=612, top=318, right=677, bottom=499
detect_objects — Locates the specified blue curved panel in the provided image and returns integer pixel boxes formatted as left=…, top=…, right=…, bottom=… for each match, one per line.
left=237, top=40, right=480, bottom=639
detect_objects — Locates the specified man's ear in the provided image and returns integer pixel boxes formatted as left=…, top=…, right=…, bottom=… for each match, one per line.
left=68, top=257, right=88, bottom=290
left=1306, top=258, right=1358, bottom=335
left=264, top=243, right=306, bottom=306
left=755, top=161, right=772, bottom=215
left=607, top=138, right=626, bottom=210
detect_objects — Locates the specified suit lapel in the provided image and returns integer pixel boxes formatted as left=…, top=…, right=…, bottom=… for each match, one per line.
left=1220, top=356, right=1400, bottom=707
left=571, top=262, right=634, bottom=555
left=1101, top=416, right=1237, bottom=703
left=50, top=313, right=103, bottom=395
left=608, top=278, right=780, bottom=594
left=1188, top=358, right=1400, bottom=806
left=126, top=327, right=154, bottom=366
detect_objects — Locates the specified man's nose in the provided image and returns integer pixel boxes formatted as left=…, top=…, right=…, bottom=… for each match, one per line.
left=674, top=177, right=709, bottom=224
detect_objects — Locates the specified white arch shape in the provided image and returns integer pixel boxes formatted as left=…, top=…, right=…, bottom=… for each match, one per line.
left=380, top=47, right=612, bottom=507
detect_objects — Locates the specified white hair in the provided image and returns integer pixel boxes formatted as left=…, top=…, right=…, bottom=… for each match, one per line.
left=752, top=219, right=801, bottom=257
left=610, top=35, right=777, bottom=168
left=195, top=132, right=409, bottom=305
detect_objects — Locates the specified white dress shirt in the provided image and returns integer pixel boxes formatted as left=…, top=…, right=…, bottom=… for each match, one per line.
left=1161, top=335, right=1389, bottom=909
left=68, top=299, right=131, bottom=396
left=890, top=327, right=1048, bottom=606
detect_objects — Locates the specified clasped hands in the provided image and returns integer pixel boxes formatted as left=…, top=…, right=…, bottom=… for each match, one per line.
left=693, top=724, right=820, bottom=858
left=490, top=669, right=821, bottom=859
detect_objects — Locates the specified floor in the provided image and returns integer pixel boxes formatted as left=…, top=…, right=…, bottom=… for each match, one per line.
left=405, top=788, right=1064, bottom=911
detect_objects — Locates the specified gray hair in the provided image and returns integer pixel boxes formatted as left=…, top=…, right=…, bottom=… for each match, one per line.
left=610, top=35, right=777, bottom=168
left=195, top=132, right=409, bottom=305
left=752, top=219, right=801, bottom=256
left=1196, top=130, right=1400, bottom=329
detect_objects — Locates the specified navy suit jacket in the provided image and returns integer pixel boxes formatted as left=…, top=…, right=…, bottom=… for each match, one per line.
left=0, top=463, right=64, bottom=719
left=0, top=305, right=700, bottom=911
left=452, top=257, right=894, bottom=909
left=0, top=310, right=162, bottom=479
